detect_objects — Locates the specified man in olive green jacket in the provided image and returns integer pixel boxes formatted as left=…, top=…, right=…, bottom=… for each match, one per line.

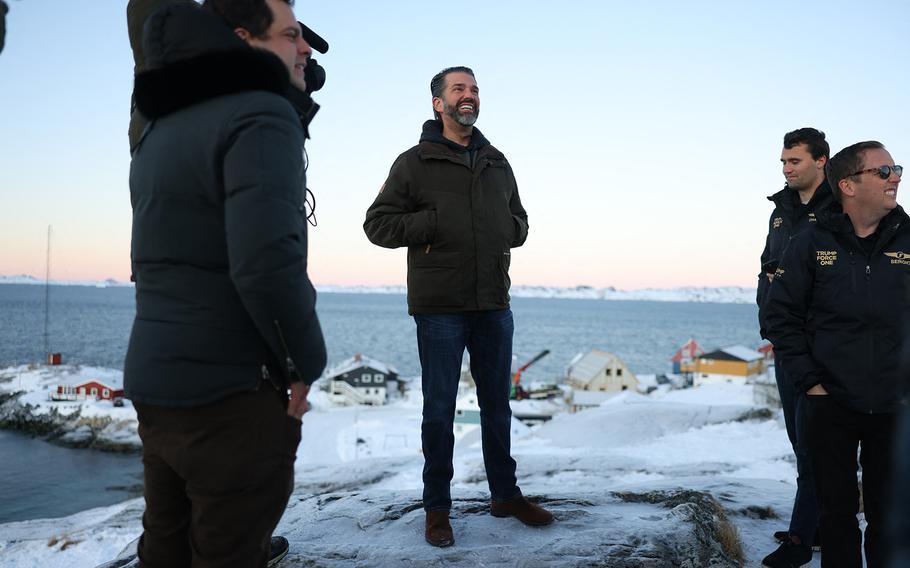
left=364, top=66, right=551, bottom=549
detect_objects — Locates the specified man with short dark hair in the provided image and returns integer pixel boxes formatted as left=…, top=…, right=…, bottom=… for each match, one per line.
left=128, top=0, right=327, bottom=151
left=126, top=0, right=326, bottom=565
left=757, top=127, right=832, bottom=567
left=765, top=141, right=906, bottom=567
left=364, top=66, right=553, bottom=548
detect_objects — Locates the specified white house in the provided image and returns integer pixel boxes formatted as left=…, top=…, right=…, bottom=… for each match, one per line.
left=566, top=349, right=639, bottom=393
left=324, top=354, right=398, bottom=406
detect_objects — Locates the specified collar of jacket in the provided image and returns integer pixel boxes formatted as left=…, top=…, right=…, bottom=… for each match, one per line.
left=133, top=2, right=290, bottom=120
left=818, top=203, right=908, bottom=241
left=416, top=120, right=504, bottom=163
left=418, top=119, right=491, bottom=150
left=767, top=178, right=833, bottom=211
left=284, top=85, right=320, bottom=138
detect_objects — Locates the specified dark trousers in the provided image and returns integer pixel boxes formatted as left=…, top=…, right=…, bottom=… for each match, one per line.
left=134, top=385, right=301, bottom=568
left=890, top=408, right=910, bottom=568
left=807, top=395, right=896, bottom=568
left=774, top=354, right=819, bottom=544
left=415, top=309, right=520, bottom=512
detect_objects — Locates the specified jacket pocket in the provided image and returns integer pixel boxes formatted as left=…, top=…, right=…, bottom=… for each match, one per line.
left=408, top=250, right=464, bottom=307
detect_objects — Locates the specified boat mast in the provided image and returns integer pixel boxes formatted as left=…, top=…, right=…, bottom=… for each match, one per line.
left=44, top=225, right=51, bottom=357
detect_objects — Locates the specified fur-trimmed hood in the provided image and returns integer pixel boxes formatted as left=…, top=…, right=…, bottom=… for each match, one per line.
left=133, top=2, right=290, bottom=120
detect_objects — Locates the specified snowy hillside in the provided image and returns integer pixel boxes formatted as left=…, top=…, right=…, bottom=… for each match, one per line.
left=315, top=284, right=757, bottom=304
left=0, top=275, right=127, bottom=288
left=0, top=372, right=822, bottom=567
left=0, top=275, right=756, bottom=304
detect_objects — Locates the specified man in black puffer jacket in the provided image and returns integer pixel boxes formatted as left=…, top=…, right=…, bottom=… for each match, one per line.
left=126, top=1, right=325, bottom=565
left=765, top=140, right=907, bottom=568
left=364, top=66, right=552, bottom=549
left=756, top=127, right=832, bottom=567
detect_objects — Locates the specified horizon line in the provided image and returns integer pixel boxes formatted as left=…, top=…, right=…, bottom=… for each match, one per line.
left=0, top=273, right=757, bottom=293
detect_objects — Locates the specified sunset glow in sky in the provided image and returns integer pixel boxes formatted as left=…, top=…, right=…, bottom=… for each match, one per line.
left=1, top=1, right=908, bottom=289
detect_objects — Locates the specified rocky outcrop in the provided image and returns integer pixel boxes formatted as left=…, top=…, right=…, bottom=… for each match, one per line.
left=266, top=488, right=744, bottom=567
left=0, top=392, right=139, bottom=452
left=613, top=489, right=744, bottom=567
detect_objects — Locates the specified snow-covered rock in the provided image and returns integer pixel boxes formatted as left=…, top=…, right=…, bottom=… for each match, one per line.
left=0, top=380, right=815, bottom=567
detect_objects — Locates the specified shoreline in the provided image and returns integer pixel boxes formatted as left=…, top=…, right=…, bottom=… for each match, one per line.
left=0, top=279, right=757, bottom=304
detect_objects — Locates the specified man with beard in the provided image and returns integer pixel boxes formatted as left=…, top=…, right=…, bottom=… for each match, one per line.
left=364, top=66, right=553, bottom=548
left=757, top=127, right=832, bottom=567
left=126, top=1, right=326, bottom=565
left=765, top=141, right=906, bottom=568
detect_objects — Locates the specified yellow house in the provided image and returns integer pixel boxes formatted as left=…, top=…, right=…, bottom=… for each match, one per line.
left=681, top=345, right=765, bottom=386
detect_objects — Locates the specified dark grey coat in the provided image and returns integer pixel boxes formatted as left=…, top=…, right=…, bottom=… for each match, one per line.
left=364, top=120, right=528, bottom=315
left=125, top=3, right=325, bottom=407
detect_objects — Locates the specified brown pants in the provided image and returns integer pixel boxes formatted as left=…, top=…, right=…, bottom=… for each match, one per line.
left=134, top=385, right=301, bottom=568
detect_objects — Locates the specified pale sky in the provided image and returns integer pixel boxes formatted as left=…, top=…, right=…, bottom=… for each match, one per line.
left=1, top=1, right=908, bottom=289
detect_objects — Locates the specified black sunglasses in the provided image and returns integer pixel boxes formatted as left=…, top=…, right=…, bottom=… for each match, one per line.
left=849, top=165, right=903, bottom=179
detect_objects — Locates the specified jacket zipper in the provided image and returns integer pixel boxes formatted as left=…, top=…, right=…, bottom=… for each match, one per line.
left=273, top=320, right=300, bottom=384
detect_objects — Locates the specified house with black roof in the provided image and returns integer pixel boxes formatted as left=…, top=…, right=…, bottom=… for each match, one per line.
left=325, top=353, right=399, bottom=406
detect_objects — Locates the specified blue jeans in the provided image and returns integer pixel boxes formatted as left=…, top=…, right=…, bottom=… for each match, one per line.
left=775, top=353, right=818, bottom=544
left=415, top=310, right=520, bottom=512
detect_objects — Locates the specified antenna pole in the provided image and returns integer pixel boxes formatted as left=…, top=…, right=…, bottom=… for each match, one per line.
left=44, top=225, right=51, bottom=358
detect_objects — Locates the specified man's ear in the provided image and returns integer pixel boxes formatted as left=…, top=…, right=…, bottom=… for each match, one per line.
left=839, top=178, right=855, bottom=198
left=432, top=97, right=443, bottom=114
left=816, top=155, right=828, bottom=170
left=234, top=28, right=252, bottom=43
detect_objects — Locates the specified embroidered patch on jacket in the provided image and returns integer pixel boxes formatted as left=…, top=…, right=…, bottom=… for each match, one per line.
left=885, top=251, right=910, bottom=266
left=808, top=213, right=817, bottom=223
left=816, top=250, right=837, bottom=266
left=772, top=217, right=783, bottom=229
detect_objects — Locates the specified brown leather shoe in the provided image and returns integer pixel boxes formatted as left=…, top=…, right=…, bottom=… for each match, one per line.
left=425, top=511, right=454, bottom=547
left=490, top=495, right=554, bottom=526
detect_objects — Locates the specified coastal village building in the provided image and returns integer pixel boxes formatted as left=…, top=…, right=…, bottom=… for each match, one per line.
left=681, top=345, right=765, bottom=386
left=325, top=354, right=399, bottom=406
left=565, top=349, right=638, bottom=411
left=51, top=380, right=123, bottom=402
left=670, top=338, right=704, bottom=374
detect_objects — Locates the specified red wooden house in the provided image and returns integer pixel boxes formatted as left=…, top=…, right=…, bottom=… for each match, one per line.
left=52, top=381, right=124, bottom=402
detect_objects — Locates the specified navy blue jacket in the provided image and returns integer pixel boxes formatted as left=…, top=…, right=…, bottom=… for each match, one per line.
left=757, top=180, right=834, bottom=338
left=764, top=203, right=910, bottom=413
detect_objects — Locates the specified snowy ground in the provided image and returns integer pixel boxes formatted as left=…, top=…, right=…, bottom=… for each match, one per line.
left=0, top=373, right=824, bottom=567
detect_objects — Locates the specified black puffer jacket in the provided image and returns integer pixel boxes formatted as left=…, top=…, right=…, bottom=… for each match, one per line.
left=125, top=3, right=326, bottom=407
left=764, top=203, right=910, bottom=413
left=363, top=120, right=528, bottom=315
left=756, top=180, right=834, bottom=338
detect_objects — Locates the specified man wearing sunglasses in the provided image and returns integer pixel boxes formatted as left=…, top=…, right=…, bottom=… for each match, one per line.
left=765, top=141, right=906, bottom=568
left=757, top=128, right=832, bottom=567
